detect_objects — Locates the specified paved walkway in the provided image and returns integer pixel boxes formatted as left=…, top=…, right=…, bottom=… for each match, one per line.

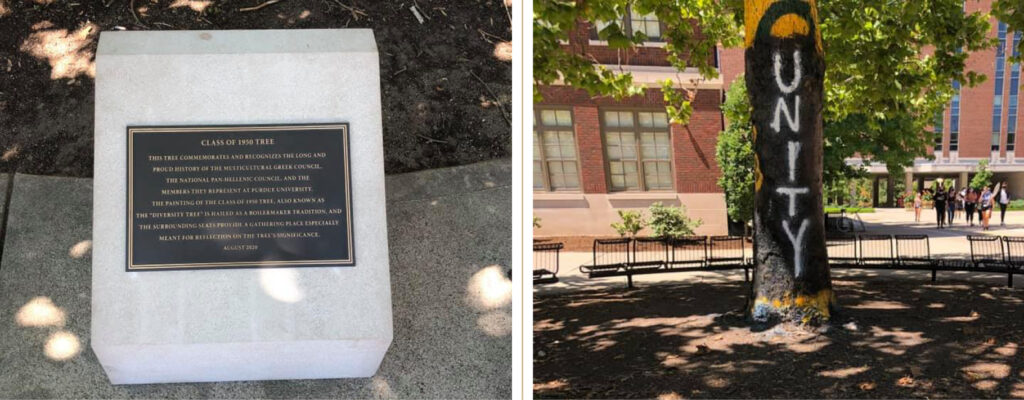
left=535, top=208, right=1024, bottom=296
left=0, top=159, right=511, bottom=399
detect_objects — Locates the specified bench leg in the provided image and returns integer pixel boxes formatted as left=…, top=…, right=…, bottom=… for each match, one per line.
left=931, top=269, right=937, bottom=282
left=627, top=274, right=634, bottom=289
left=1009, top=273, right=1014, bottom=288
left=744, top=267, right=750, bottom=282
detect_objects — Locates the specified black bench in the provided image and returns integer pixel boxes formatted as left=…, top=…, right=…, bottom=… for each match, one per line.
left=532, top=242, right=563, bottom=284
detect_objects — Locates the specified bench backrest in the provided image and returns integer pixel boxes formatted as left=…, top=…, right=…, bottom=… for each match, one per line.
left=593, top=238, right=631, bottom=267
left=533, top=242, right=563, bottom=275
left=859, top=234, right=894, bottom=265
left=826, top=235, right=857, bottom=265
left=894, top=235, right=930, bottom=263
left=708, top=236, right=745, bottom=265
left=968, top=235, right=1005, bottom=265
left=668, top=236, right=707, bottom=266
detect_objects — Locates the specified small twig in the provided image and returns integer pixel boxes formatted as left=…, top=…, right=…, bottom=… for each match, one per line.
left=239, top=0, right=282, bottom=12
left=416, top=134, right=448, bottom=144
left=152, top=21, right=176, bottom=29
left=331, top=0, right=366, bottom=20
left=391, top=67, right=407, bottom=78
left=129, top=0, right=147, bottom=27
left=103, top=0, right=115, bottom=8
left=468, top=69, right=510, bottom=126
left=409, top=5, right=424, bottom=24
left=477, top=28, right=503, bottom=44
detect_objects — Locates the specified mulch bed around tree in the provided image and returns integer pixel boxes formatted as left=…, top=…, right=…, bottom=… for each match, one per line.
left=0, top=0, right=511, bottom=176
left=534, top=278, right=1024, bottom=399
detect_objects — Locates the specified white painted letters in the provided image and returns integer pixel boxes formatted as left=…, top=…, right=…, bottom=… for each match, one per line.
left=788, top=141, right=801, bottom=181
left=771, top=96, right=800, bottom=133
left=776, top=187, right=809, bottom=217
left=774, top=51, right=802, bottom=94
left=782, top=219, right=809, bottom=278
left=771, top=48, right=810, bottom=276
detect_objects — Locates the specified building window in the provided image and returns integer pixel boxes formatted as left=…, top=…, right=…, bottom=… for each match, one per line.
left=950, top=80, right=961, bottom=151
left=534, top=109, right=580, bottom=191
left=1009, top=30, right=1022, bottom=151
left=993, top=22, right=1007, bottom=151
left=602, top=110, right=672, bottom=191
left=590, top=7, right=664, bottom=42
left=934, top=111, right=944, bottom=152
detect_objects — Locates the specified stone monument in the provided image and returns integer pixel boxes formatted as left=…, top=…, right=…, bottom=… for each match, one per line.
left=91, top=29, right=392, bottom=384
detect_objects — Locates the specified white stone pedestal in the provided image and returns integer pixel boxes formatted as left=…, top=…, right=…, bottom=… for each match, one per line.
left=91, top=30, right=392, bottom=384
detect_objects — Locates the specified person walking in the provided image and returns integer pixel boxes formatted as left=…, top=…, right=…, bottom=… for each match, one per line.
left=914, top=191, right=923, bottom=222
left=965, top=188, right=978, bottom=226
left=933, top=186, right=948, bottom=229
left=956, top=187, right=966, bottom=221
left=998, top=181, right=1010, bottom=226
left=947, top=186, right=957, bottom=225
left=981, top=186, right=994, bottom=230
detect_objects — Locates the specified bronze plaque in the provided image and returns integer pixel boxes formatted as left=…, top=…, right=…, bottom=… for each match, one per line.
left=127, top=124, right=354, bottom=271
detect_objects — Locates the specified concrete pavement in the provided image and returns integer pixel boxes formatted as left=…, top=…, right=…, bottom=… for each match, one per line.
left=0, top=159, right=511, bottom=399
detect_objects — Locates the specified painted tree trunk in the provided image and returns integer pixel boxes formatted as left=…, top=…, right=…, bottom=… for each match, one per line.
left=744, top=0, right=834, bottom=324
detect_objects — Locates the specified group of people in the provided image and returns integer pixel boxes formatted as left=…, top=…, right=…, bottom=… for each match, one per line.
left=912, top=182, right=1012, bottom=230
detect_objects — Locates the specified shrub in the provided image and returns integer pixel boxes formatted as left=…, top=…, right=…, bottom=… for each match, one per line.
left=533, top=216, right=541, bottom=229
left=1010, top=199, right=1024, bottom=209
left=611, top=210, right=645, bottom=238
left=648, top=202, right=702, bottom=239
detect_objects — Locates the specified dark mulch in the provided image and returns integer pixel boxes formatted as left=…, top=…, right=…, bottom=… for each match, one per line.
left=534, top=277, right=1024, bottom=399
left=0, top=0, right=511, bottom=176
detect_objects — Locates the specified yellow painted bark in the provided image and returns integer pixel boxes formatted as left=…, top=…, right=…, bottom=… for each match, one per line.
left=744, top=0, right=823, bottom=52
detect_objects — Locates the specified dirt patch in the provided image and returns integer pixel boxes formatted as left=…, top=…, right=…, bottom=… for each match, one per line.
left=0, top=0, right=511, bottom=176
left=534, top=278, right=1024, bottom=399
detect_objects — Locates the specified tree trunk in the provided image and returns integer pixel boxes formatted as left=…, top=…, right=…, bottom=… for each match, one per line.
left=745, top=0, right=834, bottom=324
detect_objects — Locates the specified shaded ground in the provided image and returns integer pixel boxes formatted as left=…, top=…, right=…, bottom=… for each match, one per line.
left=534, top=278, right=1024, bottom=399
left=0, top=0, right=511, bottom=176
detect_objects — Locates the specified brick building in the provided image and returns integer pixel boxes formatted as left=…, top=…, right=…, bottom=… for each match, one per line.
left=837, top=0, right=1024, bottom=206
left=533, top=14, right=729, bottom=237
left=534, top=0, right=1024, bottom=238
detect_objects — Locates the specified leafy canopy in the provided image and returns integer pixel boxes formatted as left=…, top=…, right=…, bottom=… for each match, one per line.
left=534, top=0, right=1002, bottom=180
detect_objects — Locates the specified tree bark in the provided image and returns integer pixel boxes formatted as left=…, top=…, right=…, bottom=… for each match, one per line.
left=745, top=0, right=834, bottom=324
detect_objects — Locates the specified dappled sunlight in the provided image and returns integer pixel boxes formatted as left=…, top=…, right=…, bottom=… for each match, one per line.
left=655, top=392, right=684, bottom=400
left=846, top=300, right=911, bottom=310
left=19, top=21, right=98, bottom=80
left=371, top=376, right=392, bottom=398
left=0, top=0, right=8, bottom=17
left=68, top=239, right=91, bottom=258
left=534, top=318, right=564, bottom=332
left=15, top=297, right=65, bottom=328
left=535, top=277, right=1024, bottom=398
left=258, top=268, right=303, bottom=303
left=44, top=330, right=80, bottom=361
left=169, top=0, right=212, bottom=13
left=534, top=379, right=569, bottom=392
left=819, top=365, right=870, bottom=378
left=465, top=265, right=511, bottom=311
left=853, top=326, right=929, bottom=355
left=493, top=41, right=512, bottom=62
left=477, top=310, right=511, bottom=337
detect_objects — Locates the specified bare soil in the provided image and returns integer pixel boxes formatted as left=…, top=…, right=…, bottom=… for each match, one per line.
left=0, top=0, right=511, bottom=176
left=534, top=278, right=1024, bottom=399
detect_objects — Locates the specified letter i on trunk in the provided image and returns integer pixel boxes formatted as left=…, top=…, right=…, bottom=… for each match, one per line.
left=745, top=0, right=834, bottom=324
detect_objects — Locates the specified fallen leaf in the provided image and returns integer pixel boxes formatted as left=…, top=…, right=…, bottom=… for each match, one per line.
left=897, top=376, right=915, bottom=387
left=859, top=381, right=876, bottom=391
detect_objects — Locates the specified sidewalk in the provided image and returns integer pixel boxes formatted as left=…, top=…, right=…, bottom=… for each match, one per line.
left=0, top=159, right=511, bottom=399
left=535, top=207, right=1024, bottom=296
